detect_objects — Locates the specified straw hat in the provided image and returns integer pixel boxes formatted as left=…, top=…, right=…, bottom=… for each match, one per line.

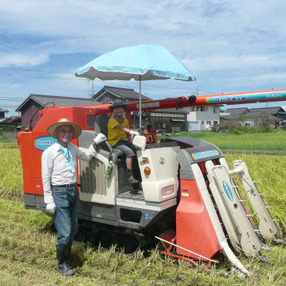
left=47, top=118, right=82, bottom=139
left=108, top=99, right=128, bottom=111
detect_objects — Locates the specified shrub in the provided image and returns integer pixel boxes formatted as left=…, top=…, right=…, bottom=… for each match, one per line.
left=213, top=122, right=239, bottom=133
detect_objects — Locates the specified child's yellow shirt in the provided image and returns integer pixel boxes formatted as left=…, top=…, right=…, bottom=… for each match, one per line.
left=108, top=117, right=129, bottom=147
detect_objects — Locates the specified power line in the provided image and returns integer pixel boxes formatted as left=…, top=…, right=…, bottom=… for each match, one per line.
left=0, top=97, right=25, bottom=101
left=0, top=73, right=75, bottom=81
left=0, top=66, right=78, bottom=81
left=0, top=66, right=72, bottom=75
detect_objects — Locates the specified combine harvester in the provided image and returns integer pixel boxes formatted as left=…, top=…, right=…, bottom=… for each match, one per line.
left=18, top=88, right=286, bottom=277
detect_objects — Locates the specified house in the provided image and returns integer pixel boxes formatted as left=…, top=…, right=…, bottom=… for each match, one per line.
left=92, top=85, right=151, bottom=103
left=0, top=116, right=22, bottom=137
left=16, top=94, right=98, bottom=130
left=220, top=107, right=250, bottom=126
left=92, top=85, right=188, bottom=133
left=0, top=108, right=21, bottom=138
left=184, top=105, right=221, bottom=131
left=220, top=106, right=286, bottom=128
left=142, top=108, right=188, bottom=133
left=0, top=108, right=9, bottom=120
left=15, top=86, right=191, bottom=133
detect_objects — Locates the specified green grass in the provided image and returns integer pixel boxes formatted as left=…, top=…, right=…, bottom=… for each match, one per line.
left=161, top=129, right=286, bottom=152
left=0, top=133, right=15, bottom=141
left=0, top=138, right=286, bottom=285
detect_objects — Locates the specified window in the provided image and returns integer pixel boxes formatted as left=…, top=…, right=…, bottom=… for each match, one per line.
left=198, top=106, right=208, bottom=112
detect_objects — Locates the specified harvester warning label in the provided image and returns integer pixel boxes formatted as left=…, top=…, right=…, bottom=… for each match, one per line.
left=137, top=101, right=160, bottom=109
left=142, top=211, right=154, bottom=221
left=140, top=158, right=149, bottom=165
left=192, top=150, right=219, bottom=160
left=34, top=135, right=56, bottom=151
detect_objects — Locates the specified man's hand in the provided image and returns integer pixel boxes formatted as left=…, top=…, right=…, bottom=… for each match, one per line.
left=46, top=202, right=56, bottom=214
left=94, top=133, right=107, bottom=145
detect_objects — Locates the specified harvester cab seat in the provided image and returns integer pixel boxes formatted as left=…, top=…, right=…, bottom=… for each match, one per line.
left=93, top=115, right=124, bottom=163
left=93, top=114, right=146, bottom=158
left=94, top=114, right=110, bottom=138
left=93, top=114, right=143, bottom=187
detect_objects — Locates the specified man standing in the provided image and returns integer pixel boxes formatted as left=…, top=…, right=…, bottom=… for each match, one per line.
left=41, top=118, right=106, bottom=276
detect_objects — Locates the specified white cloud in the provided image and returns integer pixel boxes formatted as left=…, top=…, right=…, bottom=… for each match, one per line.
left=0, top=52, right=49, bottom=68
left=1, top=0, right=286, bottom=114
left=2, top=1, right=286, bottom=63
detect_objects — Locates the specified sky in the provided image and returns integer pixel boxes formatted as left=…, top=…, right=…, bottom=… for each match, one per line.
left=1, top=0, right=286, bottom=116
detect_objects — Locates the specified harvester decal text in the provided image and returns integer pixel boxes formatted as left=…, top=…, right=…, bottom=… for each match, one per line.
left=34, top=135, right=56, bottom=151
left=192, top=150, right=219, bottom=160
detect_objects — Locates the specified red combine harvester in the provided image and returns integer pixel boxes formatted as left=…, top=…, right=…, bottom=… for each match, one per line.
left=18, top=89, right=286, bottom=276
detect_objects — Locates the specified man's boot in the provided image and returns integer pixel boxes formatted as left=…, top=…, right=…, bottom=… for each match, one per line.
left=126, top=168, right=139, bottom=184
left=56, top=247, right=75, bottom=276
left=66, top=242, right=76, bottom=269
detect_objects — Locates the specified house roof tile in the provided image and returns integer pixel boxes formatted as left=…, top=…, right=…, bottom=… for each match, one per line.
left=16, top=94, right=98, bottom=112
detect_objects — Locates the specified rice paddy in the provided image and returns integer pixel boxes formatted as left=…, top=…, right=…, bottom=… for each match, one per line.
left=0, top=132, right=285, bottom=285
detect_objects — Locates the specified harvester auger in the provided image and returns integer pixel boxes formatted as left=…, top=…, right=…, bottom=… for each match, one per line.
left=17, top=88, right=286, bottom=277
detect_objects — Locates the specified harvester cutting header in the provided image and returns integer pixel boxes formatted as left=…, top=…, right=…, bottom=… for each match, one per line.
left=18, top=87, right=286, bottom=277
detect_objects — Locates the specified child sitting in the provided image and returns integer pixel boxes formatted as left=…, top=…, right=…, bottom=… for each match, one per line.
left=108, top=99, right=139, bottom=184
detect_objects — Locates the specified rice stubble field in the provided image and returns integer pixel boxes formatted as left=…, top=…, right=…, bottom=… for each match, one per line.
left=0, top=134, right=285, bottom=285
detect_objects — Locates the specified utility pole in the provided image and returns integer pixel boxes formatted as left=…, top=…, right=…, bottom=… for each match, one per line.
left=92, top=80, right=94, bottom=97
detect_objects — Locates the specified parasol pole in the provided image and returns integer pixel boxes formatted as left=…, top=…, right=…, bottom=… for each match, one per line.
left=139, top=75, right=142, bottom=131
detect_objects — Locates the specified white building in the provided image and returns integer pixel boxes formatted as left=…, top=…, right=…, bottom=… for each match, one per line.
left=184, top=105, right=221, bottom=131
